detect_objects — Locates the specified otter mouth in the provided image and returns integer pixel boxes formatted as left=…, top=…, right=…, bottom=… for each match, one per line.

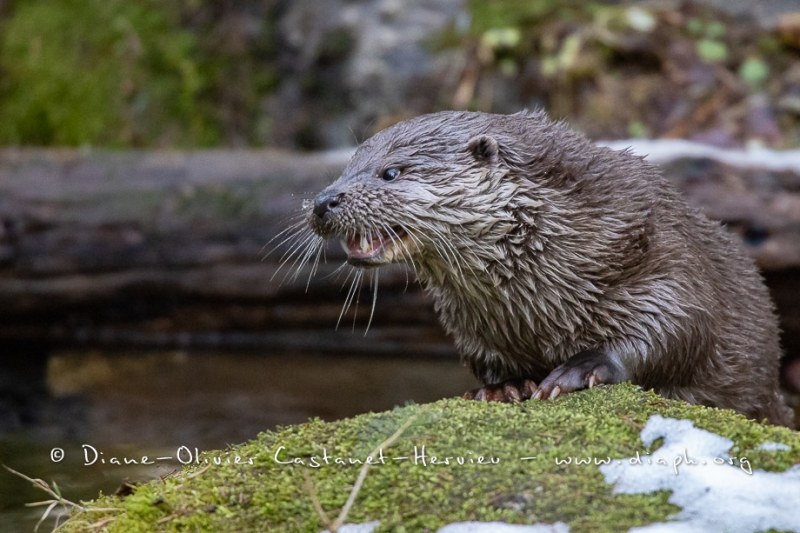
left=340, top=227, right=409, bottom=267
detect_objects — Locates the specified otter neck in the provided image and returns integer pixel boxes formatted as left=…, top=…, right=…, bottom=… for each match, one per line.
left=414, top=208, right=607, bottom=367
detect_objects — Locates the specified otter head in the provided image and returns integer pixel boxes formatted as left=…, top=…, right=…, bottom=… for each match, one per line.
left=307, top=111, right=531, bottom=273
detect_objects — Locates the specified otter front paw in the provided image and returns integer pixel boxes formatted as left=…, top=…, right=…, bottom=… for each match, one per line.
left=463, top=378, right=538, bottom=402
left=534, top=349, right=625, bottom=400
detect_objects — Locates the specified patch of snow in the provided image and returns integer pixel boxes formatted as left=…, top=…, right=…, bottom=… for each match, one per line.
left=322, top=521, right=380, bottom=533
left=437, top=522, right=570, bottom=533
left=600, top=139, right=800, bottom=173
left=600, top=415, right=800, bottom=533
left=324, top=521, right=569, bottom=533
left=757, top=441, right=791, bottom=452
left=625, top=524, right=707, bottom=533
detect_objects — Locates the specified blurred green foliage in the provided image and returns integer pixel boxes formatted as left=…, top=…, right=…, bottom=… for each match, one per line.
left=469, top=0, right=595, bottom=34
left=0, top=0, right=797, bottom=147
left=459, top=0, right=799, bottom=146
left=0, top=0, right=207, bottom=145
left=739, top=56, right=770, bottom=89
left=0, top=0, right=278, bottom=147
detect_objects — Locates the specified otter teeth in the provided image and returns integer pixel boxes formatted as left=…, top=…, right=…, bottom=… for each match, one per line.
left=340, top=227, right=409, bottom=265
left=360, top=235, right=372, bottom=254
left=341, top=233, right=382, bottom=259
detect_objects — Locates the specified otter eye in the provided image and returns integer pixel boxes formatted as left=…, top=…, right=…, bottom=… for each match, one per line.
left=381, top=167, right=401, bottom=181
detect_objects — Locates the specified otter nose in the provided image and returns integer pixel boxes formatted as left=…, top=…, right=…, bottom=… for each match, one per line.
left=313, top=192, right=344, bottom=219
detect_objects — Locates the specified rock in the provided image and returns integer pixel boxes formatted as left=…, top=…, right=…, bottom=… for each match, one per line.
left=266, top=0, right=464, bottom=149
left=55, top=384, right=800, bottom=532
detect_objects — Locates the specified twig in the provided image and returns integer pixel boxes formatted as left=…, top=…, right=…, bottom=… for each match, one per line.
left=337, top=414, right=418, bottom=531
left=4, top=465, right=120, bottom=532
left=303, top=470, right=333, bottom=529
left=304, top=414, right=418, bottom=532
left=4, top=464, right=85, bottom=532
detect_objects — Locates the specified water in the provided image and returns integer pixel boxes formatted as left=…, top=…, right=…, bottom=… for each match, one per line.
left=0, top=349, right=476, bottom=531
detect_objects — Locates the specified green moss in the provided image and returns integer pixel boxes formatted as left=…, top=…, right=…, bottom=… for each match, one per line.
left=0, top=0, right=287, bottom=147
left=468, top=0, right=596, bottom=35
left=59, top=384, right=800, bottom=532
left=0, top=0, right=216, bottom=146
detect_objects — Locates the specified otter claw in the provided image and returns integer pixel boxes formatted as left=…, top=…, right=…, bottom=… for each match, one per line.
left=464, top=378, right=538, bottom=403
left=536, top=348, right=623, bottom=400
left=504, top=383, right=522, bottom=402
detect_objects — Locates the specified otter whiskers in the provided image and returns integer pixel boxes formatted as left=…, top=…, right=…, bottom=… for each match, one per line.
left=263, top=213, right=318, bottom=282
left=267, top=218, right=406, bottom=335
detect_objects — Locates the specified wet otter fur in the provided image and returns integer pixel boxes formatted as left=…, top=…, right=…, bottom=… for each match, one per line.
left=306, top=110, right=794, bottom=427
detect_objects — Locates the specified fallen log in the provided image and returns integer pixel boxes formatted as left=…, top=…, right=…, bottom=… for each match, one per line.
left=0, top=145, right=798, bottom=361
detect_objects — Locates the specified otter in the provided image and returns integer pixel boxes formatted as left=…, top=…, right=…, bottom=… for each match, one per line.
left=305, top=110, right=794, bottom=427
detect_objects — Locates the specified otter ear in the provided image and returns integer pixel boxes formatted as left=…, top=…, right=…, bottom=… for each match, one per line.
left=467, top=135, right=499, bottom=165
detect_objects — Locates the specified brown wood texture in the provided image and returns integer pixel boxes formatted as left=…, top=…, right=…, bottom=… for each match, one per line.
left=0, top=147, right=798, bottom=358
